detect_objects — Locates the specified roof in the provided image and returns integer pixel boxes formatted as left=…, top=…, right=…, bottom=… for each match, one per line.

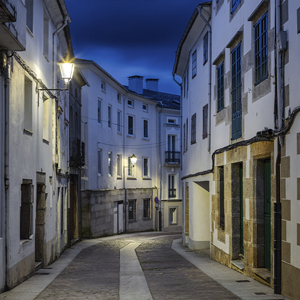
left=124, top=86, right=180, bottom=110
left=172, top=1, right=212, bottom=78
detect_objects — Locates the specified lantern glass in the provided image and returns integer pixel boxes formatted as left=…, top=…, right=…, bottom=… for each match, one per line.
left=130, top=154, right=137, bottom=165
left=58, top=62, right=74, bottom=84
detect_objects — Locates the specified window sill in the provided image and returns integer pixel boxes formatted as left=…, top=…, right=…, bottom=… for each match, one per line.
left=26, top=26, right=34, bottom=37
left=24, top=128, right=33, bottom=136
left=98, top=173, right=102, bottom=177
left=142, top=177, right=151, bottom=180
left=43, top=138, right=49, bottom=145
left=127, top=177, right=136, bottom=180
left=117, top=176, right=122, bottom=180
left=101, top=90, right=106, bottom=94
left=254, top=75, right=268, bottom=86
left=143, top=217, right=151, bottom=221
left=127, top=134, right=135, bottom=139
left=142, top=137, right=149, bottom=141
left=43, top=54, right=49, bottom=62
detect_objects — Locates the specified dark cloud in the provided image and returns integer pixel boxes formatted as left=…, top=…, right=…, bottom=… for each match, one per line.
left=65, top=0, right=203, bottom=94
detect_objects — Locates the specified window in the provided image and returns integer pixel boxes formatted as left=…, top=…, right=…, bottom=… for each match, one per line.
left=128, top=200, right=136, bottom=221
left=117, top=110, right=122, bottom=133
left=231, top=43, right=242, bottom=140
left=101, top=80, right=106, bottom=92
left=98, top=149, right=102, bottom=174
left=127, top=99, right=134, bottom=107
left=60, top=188, right=64, bottom=236
left=98, top=99, right=101, bottom=124
left=169, top=207, right=177, bottom=225
left=192, top=50, right=197, bottom=78
left=143, top=199, right=150, bottom=219
left=117, top=154, right=122, bottom=177
left=255, top=13, right=268, bottom=84
left=128, top=115, right=134, bottom=136
left=191, top=113, right=196, bottom=144
left=185, top=118, right=188, bottom=151
left=231, top=0, right=241, bottom=13
left=143, top=157, right=149, bottom=177
left=117, top=93, right=121, bottom=103
left=43, top=10, right=49, bottom=59
left=128, top=157, right=133, bottom=176
left=43, top=97, right=50, bottom=141
left=183, top=124, right=186, bottom=152
left=108, top=105, right=111, bottom=128
left=24, top=76, right=33, bottom=132
left=143, top=119, right=148, bottom=139
left=167, top=118, right=176, bottom=124
left=186, top=67, right=189, bottom=97
left=25, top=0, right=33, bottom=33
left=203, top=32, right=208, bottom=65
left=219, top=166, right=225, bottom=230
left=108, top=151, right=112, bottom=176
left=183, top=75, right=186, bottom=98
left=217, top=62, right=224, bottom=112
left=169, top=175, right=176, bottom=198
left=203, top=104, right=208, bottom=139
left=20, top=181, right=33, bottom=239
left=143, top=104, right=148, bottom=111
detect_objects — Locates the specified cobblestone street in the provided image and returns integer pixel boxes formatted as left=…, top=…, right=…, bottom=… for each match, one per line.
left=0, top=233, right=290, bottom=300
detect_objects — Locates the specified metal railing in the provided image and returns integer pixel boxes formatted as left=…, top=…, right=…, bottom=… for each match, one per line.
left=165, top=151, right=180, bottom=163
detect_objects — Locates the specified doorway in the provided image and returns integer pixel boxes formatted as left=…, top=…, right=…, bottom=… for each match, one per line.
left=114, top=201, right=124, bottom=234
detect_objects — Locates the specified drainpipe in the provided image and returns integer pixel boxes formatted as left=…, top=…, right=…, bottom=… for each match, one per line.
left=274, top=0, right=283, bottom=294
left=157, top=101, right=163, bottom=231
left=197, top=4, right=212, bottom=153
left=4, top=53, right=11, bottom=289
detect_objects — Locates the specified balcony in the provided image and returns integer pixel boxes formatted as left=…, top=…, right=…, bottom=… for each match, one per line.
left=165, top=151, right=180, bottom=164
left=0, top=0, right=26, bottom=51
left=70, top=138, right=85, bottom=167
left=169, top=189, right=176, bottom=198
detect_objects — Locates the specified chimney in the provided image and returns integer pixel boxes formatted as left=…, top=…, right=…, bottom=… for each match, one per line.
left=128, top=75, right=144, bottom=94
left=145, top=78, right=159, bottom=92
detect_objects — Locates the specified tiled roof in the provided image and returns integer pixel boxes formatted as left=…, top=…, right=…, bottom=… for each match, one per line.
left=124, top=86, right=180, bottom=110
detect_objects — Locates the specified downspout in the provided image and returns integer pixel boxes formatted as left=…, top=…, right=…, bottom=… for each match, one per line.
left=197, top=5, right=212, bottom=153
left=4, top=53, right=11, bottom=290
left=158, top=101, right=163, bottom=231
left=274, top=0, right=284, bottom=294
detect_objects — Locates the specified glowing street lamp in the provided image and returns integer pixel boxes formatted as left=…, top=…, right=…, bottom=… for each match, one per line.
left=130, top=154, right=137, bottom=165
left=57, top=62, right=75, bottom=84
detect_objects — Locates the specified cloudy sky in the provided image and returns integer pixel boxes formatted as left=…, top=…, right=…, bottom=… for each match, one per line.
left=64, top=0, right=204, bottom=95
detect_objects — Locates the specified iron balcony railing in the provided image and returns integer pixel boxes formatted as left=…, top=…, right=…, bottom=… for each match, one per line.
left=169, top=189, right=176, bottom=198
left=165, top=151, right=180, bottom=164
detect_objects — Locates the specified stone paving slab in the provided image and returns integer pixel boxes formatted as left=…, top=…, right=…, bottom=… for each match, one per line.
left=136, top=236, right=240, bottom=300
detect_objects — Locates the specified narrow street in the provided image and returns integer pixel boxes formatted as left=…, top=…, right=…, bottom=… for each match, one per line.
left=0, top=232, right=289, bottom=300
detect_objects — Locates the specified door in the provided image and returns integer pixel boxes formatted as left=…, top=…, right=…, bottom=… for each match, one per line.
left=239, top=163, right=244, bottom=255
left=264, top=159, right=271, bottom=270
left=114, top=202, right=124, bottom=234
left=168, top=135, right=176, bottom=162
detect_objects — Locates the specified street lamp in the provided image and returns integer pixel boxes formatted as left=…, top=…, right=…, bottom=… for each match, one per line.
left=130, top=154, right=137, bottom=165
left=57, top=62, right=75, bottom=84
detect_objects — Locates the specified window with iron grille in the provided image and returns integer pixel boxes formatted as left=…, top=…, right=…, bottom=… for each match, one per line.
left=169, top=175, right=176, bottom=198
left=203, top=104, right=208, bottom=139
left=231, top=0, right=241, bottom=14
left=203, top=32, right=208, bottom=65
left=219, top=166, right=225, bottom=230
left=191, top=113, right=196, bottom=144
left=255, top=13, right=268, bottom=84
left=217, top=62, right=224, bottom=112
left=143, top=198, right=150, bottom=219
left=231, top=43, right=242, bottom=140
left=192, top=50, right=197, bottom=78
left=128, top=200, right=136, bottom=221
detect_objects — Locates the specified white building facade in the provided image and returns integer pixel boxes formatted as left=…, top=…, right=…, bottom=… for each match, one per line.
left=76, top=60, right=182, bottom=237
left=173, top=0, right=300, bottom=298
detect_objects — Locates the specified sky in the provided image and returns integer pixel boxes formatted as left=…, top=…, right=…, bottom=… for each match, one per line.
left=64, top=0, right=204, bottom=95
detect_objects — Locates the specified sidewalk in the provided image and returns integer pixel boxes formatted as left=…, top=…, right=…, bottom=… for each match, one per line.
left=0, top=233, right=290, bottom=300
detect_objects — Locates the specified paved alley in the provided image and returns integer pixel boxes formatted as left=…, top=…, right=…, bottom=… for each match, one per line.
left=0, top=233, right=290, bottom=300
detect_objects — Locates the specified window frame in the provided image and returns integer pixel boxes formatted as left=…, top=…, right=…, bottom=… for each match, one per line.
left=43, top=10, right=49, bottom=59
left=97, top=99, right=102, bottom=124
left=192, top=50, right=197, bottom=78
left=108, top=151, right=112, bottom=176
left=143, top=198, right=151, bottom=220
left=191, top=113, right=196, bottom=144
left=203, top=32, right=208, bottom=65
left=108, top=105, right=112, bottom=128
left=98, top=149, right=102, bottom=175
left=117, top=93, right=122, bottom=103
left=117, top=154, right=122, bottom=177
left=127, top=99, right=134, bottom=108
left=169, top=207, right=178, bottom=225
left=143, top=157, right=150, bottom=178
left=25, top=0, right=34, bottom=33
left=231, top=0, right=241, bottom=14
left=101, top=80, right=106, bottom=92
left=168, top=174, right=176, bottom=198
left=142, top=103, right=148, bottom=112
left=143, top=119, right=149, bottom=139
left=24, top=75, right=33, bottom=132
left=219, top=166, right=225, bottom=230
left=254, top=12, right=268, bottom=85
left=128, top=200, right=136, bottom=221
left=117, top=110, right=122, bottom=134
left=217, top=62, right=225, bottom=112
left=127, top=115, right=134, bottom=137
left=203, top=104, right=208, bottom=139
